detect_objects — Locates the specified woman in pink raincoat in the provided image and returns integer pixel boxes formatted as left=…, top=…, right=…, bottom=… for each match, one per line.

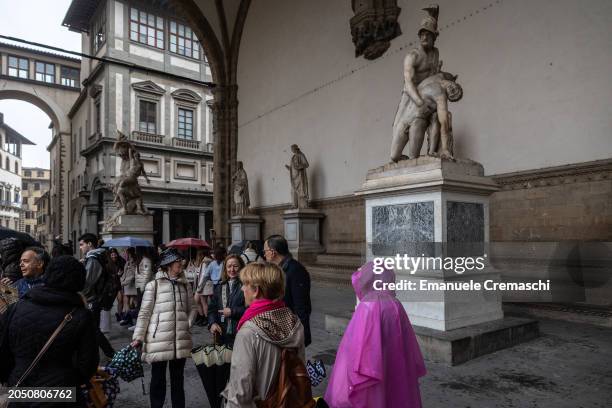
left=325, top=261, right=426, bottom=408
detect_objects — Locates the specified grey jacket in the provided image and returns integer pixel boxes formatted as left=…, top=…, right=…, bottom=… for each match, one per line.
left=81, top=248, right=106, bottom=304
left=221, top=307, right=305, bottom=408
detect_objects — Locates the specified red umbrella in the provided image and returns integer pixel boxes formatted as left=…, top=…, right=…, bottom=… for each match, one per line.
left=166, top=238, right=211, bottom=250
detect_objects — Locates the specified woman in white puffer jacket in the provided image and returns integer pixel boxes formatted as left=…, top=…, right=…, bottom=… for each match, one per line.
left=132, top=248, right=194, bottom=408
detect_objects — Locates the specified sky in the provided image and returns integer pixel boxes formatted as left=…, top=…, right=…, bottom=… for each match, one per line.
left=0, top=0, right=81, bottom=169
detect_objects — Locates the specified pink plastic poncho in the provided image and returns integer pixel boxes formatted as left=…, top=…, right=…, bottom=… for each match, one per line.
left=324, top=261, right=426, bottom=408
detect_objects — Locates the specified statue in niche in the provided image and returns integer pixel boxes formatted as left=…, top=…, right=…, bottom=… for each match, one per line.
left=285, top=144, right=310, bottom=209
left=232, top=161, right=250, bottom=216
left=350, top=0, right=402, bottom=60
left=105, top=131, right=151, bottom=228
left=390, top=4, right=462, bottom=162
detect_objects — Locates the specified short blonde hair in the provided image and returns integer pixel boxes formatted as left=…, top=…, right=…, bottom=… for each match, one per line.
left=240, top=262, right=285, bottom=300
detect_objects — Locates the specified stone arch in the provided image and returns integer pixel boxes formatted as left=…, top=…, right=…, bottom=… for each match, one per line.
left=0, top=87, right=71, bottom=135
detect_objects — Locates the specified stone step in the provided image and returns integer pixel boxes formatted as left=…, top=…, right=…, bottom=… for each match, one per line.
left=324, top=311, right=539, bottom=366
left=315, top=253, right=363, bottom=267
left=504, top=302, right=612, bottom=328
left=306, top=265, right=352, bottom=286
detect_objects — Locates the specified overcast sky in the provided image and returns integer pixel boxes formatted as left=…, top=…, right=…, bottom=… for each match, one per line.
left=0, top=0, right=81, bottom=169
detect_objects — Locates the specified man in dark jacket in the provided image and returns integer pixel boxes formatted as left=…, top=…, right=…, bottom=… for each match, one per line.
left=79, top=232, right=115, bottom=358
left=263, top=235, right=312, bottom=346
left=0, top=256, right=99, bottom=407
left=13, top=246, right=49, bottom=298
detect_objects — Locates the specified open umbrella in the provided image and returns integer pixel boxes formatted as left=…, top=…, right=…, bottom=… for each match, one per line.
left=0, top=227, right=40, bottom=246
left=102, top=237, right=153, bottom=248
left=166, top=238, right=210, bottom=250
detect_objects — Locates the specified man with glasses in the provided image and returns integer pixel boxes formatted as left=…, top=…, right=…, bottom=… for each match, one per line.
left=263, top=235, right=312, bottom=346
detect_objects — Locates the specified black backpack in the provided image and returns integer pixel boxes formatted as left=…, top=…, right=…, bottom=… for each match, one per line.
left=88, top=252, right=119, bottom=310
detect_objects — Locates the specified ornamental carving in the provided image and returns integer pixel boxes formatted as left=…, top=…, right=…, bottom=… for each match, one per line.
left=350, top=0, right=402, bottom=60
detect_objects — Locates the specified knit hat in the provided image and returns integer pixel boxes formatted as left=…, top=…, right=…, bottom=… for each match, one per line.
left=159, top=248, right=184, bottom=267
left=44, top=255, right=86, bottom=292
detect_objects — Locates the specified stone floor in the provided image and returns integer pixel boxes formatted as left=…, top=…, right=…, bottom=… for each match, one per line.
left=106, top=283, right=611, bottom=407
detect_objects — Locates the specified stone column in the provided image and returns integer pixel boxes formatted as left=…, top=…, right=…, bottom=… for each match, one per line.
left=163, top=210, right=170, bottom=243
left=198, top=211, right=206, bottom=240
left=210, top=85, right=238, bottom=246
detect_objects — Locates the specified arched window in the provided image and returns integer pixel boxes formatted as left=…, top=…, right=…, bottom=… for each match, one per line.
left=5, top=157, right=9, bottom=170
left=14, top=161, right=19, bottom=174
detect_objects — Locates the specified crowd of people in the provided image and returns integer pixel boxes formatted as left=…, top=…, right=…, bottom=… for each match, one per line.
left=0, top=229, right=426, bottom=407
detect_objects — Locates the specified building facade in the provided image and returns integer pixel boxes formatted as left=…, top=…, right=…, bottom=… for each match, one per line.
left=0, top=113, right=32, bottom=231
left=35, top=190, right=51, bottom=249
left=63, top=0, right=214, bottom=246
left=21, top=167, right=51, bottom=238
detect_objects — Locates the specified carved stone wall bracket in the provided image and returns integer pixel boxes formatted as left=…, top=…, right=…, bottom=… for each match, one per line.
left=350, top=0, right=402, bottom=60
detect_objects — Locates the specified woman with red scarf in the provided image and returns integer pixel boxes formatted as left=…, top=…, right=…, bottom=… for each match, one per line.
left=221, top=262, right=306, bottom=407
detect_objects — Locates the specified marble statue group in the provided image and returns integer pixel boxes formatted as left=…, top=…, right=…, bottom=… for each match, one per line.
left=105, top=131, right=151, bottom=227
left=390, top=4, right=463, bottom=163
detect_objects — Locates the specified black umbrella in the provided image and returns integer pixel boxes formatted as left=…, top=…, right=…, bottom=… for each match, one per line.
left=227, top=240, right=264, bottom=257
left=0, top=227, right=40, bottom=246
left=191, top=334, right=233, bottom=408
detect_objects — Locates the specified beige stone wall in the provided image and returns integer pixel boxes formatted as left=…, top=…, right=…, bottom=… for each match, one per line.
left=491, top=159, right=612, bottom=242
left=237, top=0, right=612, bottom=208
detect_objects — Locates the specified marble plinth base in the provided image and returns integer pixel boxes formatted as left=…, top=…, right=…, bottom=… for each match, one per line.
left=394, top=269, right=504, bottom=331
left=324, top=311, right=539, bottom=365
left=100, top=214, right=154, bottom=244
left=356, top=157, right=504, bottom=331
left=228, top=215, right=264, bottom=246
left=283, top=208, right=325, bottom=262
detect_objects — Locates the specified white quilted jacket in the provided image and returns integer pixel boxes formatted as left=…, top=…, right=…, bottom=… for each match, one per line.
left=133, top=271, right=194, bottom=363
left=135, top=257, right=154, bottom=291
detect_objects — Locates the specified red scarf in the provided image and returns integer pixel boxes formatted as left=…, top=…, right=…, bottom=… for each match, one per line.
left=237, top=298, right=286, bottom=331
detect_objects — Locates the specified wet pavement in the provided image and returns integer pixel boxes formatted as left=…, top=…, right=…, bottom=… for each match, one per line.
left=106, top=283, right=611, bottom=407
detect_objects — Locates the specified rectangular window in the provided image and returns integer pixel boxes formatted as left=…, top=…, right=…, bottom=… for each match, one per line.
left=92, top=8, right=107, bottom=53
left=60, top=66, right=79, bottom=87
left=95, top=99, right=101, bottom=134
left=130, top=8, right=164, bottom=49
left=24, top=170, right=31, bottom=177
left=22, top=182, right=28, bottom=189
left=169, top=21, right=201, bottom=59
left=177, top=108, right=194, bottom=139
left=25, top=225, right=31, bottom=234
left=34, top=183, right=40, bottom=191
left=35, top=61, right=55, bottom=83
left=37, top=170, right=44, bottom=177
left=8, top=56, right=28, bottom=79
left=139, top=100, right=157, bottom=134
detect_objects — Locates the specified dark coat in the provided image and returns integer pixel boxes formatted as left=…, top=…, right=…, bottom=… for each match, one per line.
left=0, top=286, right=99, bottom=406
left=281, top=257, right=312, bottom=346
left=207, top=279, right=246, bottom=346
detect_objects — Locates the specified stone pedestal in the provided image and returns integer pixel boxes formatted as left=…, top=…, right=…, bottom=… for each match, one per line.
left=100, top=214, right=154, bottom=244
left=283, top=208, right=325, bottom=262
left=228, top=215, right=264, bottom=246
left=353, top=156, right=538, bottom=363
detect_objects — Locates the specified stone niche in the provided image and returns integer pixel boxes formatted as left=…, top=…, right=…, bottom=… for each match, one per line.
left=350, top=0, right=402, bottom=59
